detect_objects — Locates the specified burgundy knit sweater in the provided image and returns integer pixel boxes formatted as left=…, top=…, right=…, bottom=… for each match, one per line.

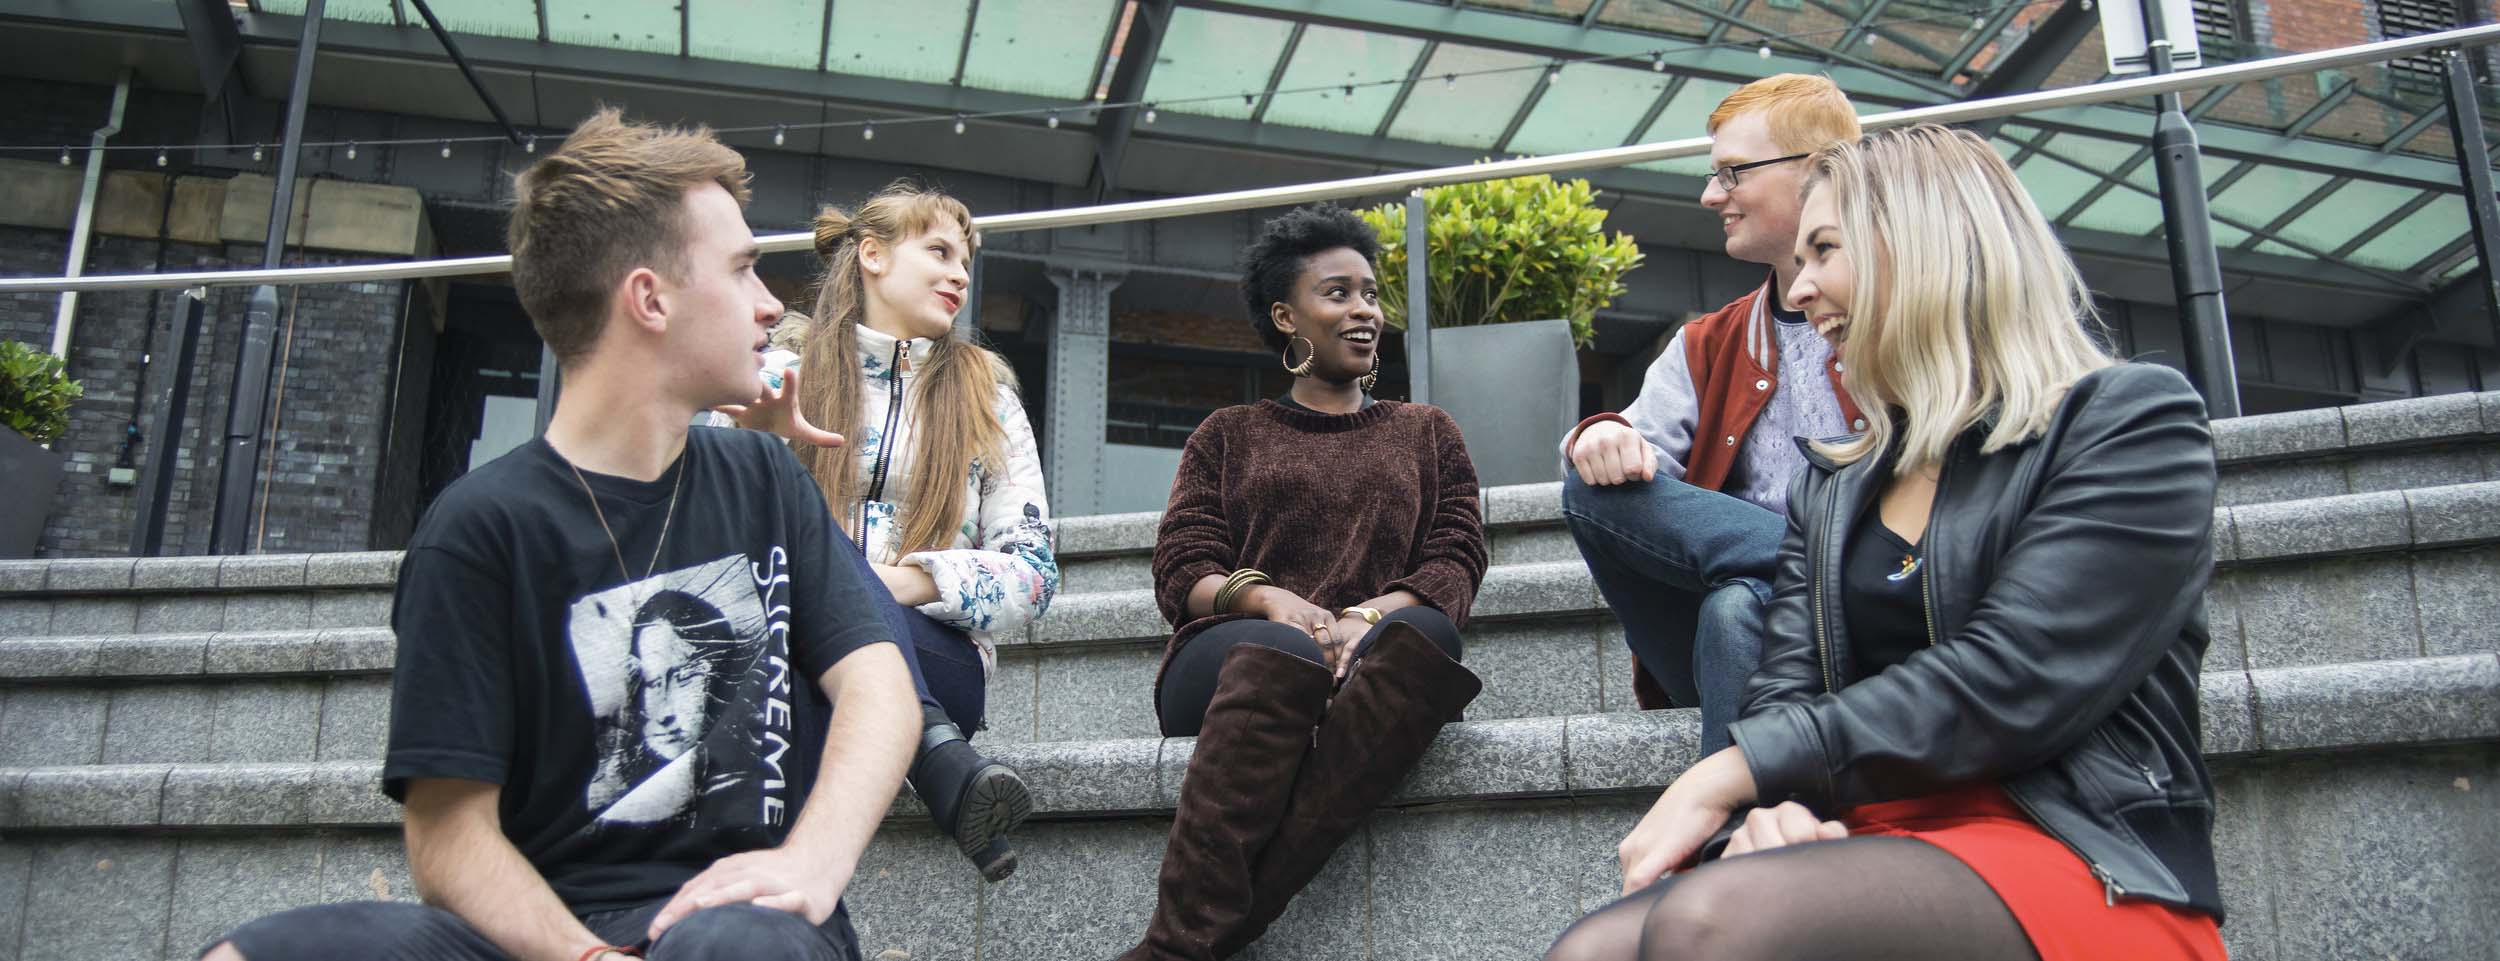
left=1151, top=399, right=1488, bottom=707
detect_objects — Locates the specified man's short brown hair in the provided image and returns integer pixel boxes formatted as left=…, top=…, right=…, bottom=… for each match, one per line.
left=507, top=107, right=751, bottom=362
left=1706, top=74, right=1862, bottom=155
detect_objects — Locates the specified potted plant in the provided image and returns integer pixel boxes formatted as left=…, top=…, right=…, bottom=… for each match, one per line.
left=0, top=339, right=81, bottom=558
left=1364, top=173, right=1643, bottom=486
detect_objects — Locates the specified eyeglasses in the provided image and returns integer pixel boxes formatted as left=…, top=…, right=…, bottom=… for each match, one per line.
left=1710, top=153, right=1810, bottom=191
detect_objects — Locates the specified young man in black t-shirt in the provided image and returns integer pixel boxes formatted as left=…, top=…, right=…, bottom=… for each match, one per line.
left=203, top=109, right=919, bottom=961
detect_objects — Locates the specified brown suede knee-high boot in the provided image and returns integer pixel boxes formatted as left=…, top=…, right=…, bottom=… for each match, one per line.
left=1118, top=643, right=1335, bottom=961
left=1223, top=622, right=1482, bottom=955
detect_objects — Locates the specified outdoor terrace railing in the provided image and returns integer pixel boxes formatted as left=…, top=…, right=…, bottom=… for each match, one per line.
left=0, top=21, right=2496, bottom=295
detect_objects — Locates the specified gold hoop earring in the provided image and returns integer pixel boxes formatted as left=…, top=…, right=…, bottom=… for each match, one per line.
left=1282, top=336, right=1317, bottom=377
left=1359, top=352, right=1379, bottom=393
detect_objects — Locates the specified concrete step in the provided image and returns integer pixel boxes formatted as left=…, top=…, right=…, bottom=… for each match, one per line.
left=3, top=483, right=2496, bottom=761
left=1050, top=390, right=2500, bottom=593
left=1, top=653, right=2493, bottom=961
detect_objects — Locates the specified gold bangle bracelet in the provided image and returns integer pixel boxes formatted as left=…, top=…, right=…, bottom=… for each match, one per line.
left=1215, top=569, right=1270, bottom=614
left=1340, top=606, right=1383, bottom=625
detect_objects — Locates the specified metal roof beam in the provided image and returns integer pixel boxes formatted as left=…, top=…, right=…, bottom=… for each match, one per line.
left=2002, top=128, right=2424, bottom=289
left=1174, top=0, right=1955, bottom=101
left=1810, top=0, right=1950, bottom=67
left=1944, top=0, right=2029, bottom=80
left=2054, top=83, right=2238, bottom=224
left=1090, top=0, right=1172, bottom=198
left=1247, top=22, right=1304, bottom=125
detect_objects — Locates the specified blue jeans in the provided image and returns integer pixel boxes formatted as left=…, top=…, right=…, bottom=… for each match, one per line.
left=839, top=535, right=988, bottom=736
left=1561, top=468, right=1783, bottom=755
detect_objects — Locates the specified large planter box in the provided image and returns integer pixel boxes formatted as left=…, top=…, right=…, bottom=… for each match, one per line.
left=1428, top=319, right=1578, bottom=489
left=0, top=427, right=63, bottom=558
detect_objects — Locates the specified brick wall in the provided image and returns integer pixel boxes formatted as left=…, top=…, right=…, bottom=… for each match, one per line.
left=0, top=227, right=417, bottom=558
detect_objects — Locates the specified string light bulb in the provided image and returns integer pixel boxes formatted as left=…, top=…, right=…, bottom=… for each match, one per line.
left=1342, top=84, right=1354, bottom=99
left=1547, top=63, right=1562, bottom=84
left=524, top=134, right=538, bottom=153
left=1144, top=104, right=1158, bottom=124
left=1652, top=51, right=1666, bottom=72
left=773, top=124, right=786, bottom=146
left=440, top=140, right=452, bottom=158
left=1758, top=44, right=1773, bottom=59
left=953, top=114, right=967, bottom=135
left=155, top=148, right=168, bottom=167
left=345, top=140, right=358, bottom=160
left=862, top=122, right=875, bottom=141
left=252, top=143, right=265, bottom=162
left=1972, top=11, right=1987, bottom=29
left=1243, top=93, right=1255, bottom=107
left=59, top=147, right=71, bottom=166
left=1047, top=111, right=1061, bottom=129
left=1443, top=73, right=1456, bottom=89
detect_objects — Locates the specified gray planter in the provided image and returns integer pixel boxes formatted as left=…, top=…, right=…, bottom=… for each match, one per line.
left=1427, top=319, right=1579, bottom=489
left=0, top=427, right=64, bottom=558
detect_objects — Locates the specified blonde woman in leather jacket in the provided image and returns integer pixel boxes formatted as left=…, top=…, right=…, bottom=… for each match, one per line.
left=1546, top=124, right=2226, bottom=961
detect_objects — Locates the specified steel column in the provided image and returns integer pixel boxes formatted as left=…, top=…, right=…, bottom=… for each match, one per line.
left=2441, top=49, right=2500, bottom=342
left=2138, top=0, right=2240, bottom=418
left=132, top=290, right=207, bottom=557
left=48, top=72, right=128, bottom=359
left=211, top=0, right=323, bottom=555
left=1405, top=190, right=1431, bottom=405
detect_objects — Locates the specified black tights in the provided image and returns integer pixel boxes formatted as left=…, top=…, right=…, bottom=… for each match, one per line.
left=1155, top=606, right=1462, bottom=737
left=1543, top=837, right=2039, bottom=961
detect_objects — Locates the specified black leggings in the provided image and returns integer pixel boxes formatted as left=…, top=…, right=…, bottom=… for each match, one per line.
left=1155, top=606, right=1462, bottom=737
left=1542, top=836, right=2037, bottom=961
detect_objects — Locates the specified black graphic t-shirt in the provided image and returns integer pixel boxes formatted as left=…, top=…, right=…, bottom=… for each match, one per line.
left=382, top=427, right=892, bottom=913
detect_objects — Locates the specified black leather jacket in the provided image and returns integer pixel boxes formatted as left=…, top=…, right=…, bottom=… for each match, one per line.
left=1726, top=363, right=2224, bottom=918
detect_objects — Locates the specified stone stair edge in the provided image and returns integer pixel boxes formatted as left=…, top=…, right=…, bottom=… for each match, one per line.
left=8, top=483, right=2500, bottom=666
left=8, top=480, right=2497, bottom=605
left=3, top=392, right=2492, bottom=594
left=1, top=652, right=2489, bottom=833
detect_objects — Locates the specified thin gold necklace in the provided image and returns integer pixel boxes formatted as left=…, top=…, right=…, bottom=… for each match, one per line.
left=567, top=455, right=685, bottom=594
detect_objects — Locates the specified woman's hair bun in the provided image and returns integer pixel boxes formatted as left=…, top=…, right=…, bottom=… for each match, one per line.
left=812, top=205, right=854, bottom=260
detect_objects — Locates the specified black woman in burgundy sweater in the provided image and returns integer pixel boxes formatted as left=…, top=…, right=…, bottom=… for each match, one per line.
left=1116, top=204, right=1490, bottom=961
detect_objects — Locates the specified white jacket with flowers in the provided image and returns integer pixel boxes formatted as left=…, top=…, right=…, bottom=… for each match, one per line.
left=839, top=324, right=1057, bottom=675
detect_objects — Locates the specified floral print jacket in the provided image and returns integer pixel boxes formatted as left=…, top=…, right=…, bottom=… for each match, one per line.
left=839, top=323, right=1058, bottom=675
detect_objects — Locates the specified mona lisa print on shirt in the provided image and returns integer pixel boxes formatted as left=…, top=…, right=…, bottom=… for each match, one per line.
left=564, top=550, right=799, bottom=833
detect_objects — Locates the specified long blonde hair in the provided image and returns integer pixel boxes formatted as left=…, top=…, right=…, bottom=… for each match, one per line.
left=796, top=182, right=1009, bottom=559
left=1802, top=123, right=2116, bottom=474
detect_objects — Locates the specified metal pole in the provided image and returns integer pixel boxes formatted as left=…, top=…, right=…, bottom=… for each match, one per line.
left=133, top=289, right=207, bottom=556
left=212, top=0, right=324, bottom=555
left=535, top=343, right=560, bottom=435
left=2441, top=50, right=2500, bottom=343
left=1405, top=190, right=1430, bottom=405
left=48, top=72, right=130, bottom=358
left=2139, top=0, right=2241, bottom=418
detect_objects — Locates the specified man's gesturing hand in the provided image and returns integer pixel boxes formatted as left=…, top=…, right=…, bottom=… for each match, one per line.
left=1570, top=421, right=1658, bottom=487
left=647, top=846, right=849, bottom=941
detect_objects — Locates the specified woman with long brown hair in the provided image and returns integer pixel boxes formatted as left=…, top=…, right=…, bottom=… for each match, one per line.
left=730, top=183, right=1055, bottom=884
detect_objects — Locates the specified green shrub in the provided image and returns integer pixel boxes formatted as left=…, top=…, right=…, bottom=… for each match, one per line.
left=0, top=339, right=82, bottom=445
left=1361, top=172, right=1644, bottom=348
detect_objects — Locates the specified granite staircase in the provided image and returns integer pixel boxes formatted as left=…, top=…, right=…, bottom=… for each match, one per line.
left=2, top=391, right=2497, bottom=960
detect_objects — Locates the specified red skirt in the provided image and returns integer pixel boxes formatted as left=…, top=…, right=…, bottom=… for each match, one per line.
left=1841, top=784, right=2225, bottom=961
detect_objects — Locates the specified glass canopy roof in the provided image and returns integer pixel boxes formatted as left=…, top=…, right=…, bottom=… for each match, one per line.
left=233, top=0, right=2500, bottom=290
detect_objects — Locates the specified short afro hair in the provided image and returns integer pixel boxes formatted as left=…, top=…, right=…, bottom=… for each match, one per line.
left=1239, top=203, right=1381, bottom=353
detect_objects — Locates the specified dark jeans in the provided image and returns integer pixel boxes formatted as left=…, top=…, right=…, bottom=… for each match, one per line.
left=1560, top=468, right=1782, bottom=755
left=840, top=538, right=987, bottom=735
left=214, top=898, right=858, bottom=961
left=1155, top=606, right=1463, bottom=737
